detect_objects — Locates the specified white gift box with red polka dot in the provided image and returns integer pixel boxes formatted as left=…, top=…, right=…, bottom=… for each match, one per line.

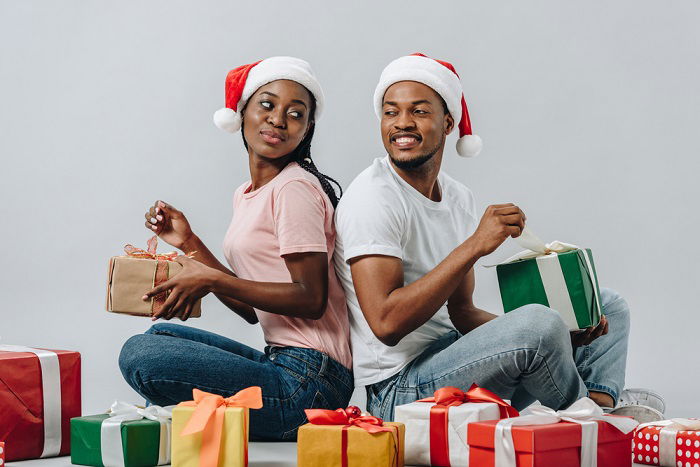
left=0, top=442, right=4, bottom=466
left=633, top=422, right=700, bottom=466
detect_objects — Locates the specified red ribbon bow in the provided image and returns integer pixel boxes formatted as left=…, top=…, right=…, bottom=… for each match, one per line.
left=305, top=406, right=400, bottom=467
left=417, top=384, right=519, bottom=466
left=178, top=387, right=263, bottom=467
left=124, top=235, right=178, bottom=261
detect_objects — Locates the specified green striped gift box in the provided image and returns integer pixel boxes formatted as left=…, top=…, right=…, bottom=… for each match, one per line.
left=496, top=248, right=602, bottom=330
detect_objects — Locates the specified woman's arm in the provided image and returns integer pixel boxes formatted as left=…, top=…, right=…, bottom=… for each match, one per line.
left=146, top=200, right=257, bottom=323
left=145, top=251, right=329, bottom=321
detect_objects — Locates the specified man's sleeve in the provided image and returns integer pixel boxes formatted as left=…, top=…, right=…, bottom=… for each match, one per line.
left=335, top=185, right=405, bottom=263
left=273, top=180, right=328, bottom=256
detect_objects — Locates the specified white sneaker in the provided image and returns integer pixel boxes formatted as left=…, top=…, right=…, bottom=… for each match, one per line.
left=607, top=388, right=666, bottom=424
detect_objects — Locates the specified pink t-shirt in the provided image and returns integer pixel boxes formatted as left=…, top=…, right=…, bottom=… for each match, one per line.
left=223, top=162, right=352, bottom=369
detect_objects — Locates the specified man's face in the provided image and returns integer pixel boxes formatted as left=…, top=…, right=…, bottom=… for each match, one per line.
left=380, top=81, right=454, bottom=170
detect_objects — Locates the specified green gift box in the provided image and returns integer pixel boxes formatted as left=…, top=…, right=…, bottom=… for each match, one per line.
left=70, top=403, right=172, bottom=467
left=495, top=228, right=602, bottom=331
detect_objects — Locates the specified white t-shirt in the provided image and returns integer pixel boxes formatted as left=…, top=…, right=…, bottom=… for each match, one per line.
left=334, top=156, right=479, bottom=387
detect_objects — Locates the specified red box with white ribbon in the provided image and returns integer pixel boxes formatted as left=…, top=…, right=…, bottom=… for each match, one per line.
left=0, top=346, right=81, bottom=461
left=632, top=419, right=700, bottom=466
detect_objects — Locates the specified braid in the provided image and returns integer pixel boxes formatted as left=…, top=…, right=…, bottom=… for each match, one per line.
left=240, top=94, right=343, bottom=208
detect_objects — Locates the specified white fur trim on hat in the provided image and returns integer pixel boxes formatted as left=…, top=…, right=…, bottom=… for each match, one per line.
left=240, top=56, right=324, bottom=119
left=373, top=55, right=462, bottom=123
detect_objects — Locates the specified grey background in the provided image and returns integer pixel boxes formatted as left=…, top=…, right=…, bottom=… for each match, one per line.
left=1, top=0, right=698, bottom=422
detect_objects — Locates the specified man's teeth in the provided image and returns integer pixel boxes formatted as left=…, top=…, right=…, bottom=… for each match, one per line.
left=395, top=137, right=417, bottom=144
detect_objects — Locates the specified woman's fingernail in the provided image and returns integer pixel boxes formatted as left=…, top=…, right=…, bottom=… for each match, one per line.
left=156, top=207, right=160, bottom=214
left=151, top=225, right=157, bottom=230
left=156, top=215, right=163, bottom=221
left=150, top=217, right=157, bottom=224
left=142, top=295, right=148, bottom=300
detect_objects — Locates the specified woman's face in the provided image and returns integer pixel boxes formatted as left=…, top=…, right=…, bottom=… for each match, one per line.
left=242, top=79, right=313, bottom=160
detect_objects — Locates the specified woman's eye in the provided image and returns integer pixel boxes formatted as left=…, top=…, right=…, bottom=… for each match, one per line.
left=260, top=101, right=272, bottom=109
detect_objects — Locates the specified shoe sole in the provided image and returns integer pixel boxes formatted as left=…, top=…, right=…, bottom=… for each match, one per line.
left=609, top=405, right=665, bottom=424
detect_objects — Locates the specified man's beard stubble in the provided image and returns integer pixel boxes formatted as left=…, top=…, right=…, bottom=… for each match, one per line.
left=389, top=136, right=444, bottom=171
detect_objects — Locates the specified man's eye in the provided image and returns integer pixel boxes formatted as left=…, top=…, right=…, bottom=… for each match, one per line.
left=414, top=109, right=428, bottom=114
left=289, top=110, right=303, bottom=119
left=384, top=110, right=397, bottom=116
left=260, top=101, right=272, bottom=109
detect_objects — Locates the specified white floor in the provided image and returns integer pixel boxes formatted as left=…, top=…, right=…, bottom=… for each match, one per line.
left=5, top=446, right=646, bottom=467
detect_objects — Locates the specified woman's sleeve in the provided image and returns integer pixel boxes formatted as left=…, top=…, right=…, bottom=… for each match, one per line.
left=273, top=179, right=329, bottom=256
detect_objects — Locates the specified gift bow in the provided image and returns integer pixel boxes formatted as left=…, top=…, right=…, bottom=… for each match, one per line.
left=499, top=226, right=579, bottom=264
left=101, top=401, right=174, bottom=467
left=636, top=418, right=700, bottom=466
left=179, top=387, right=263, bottom=467
left=305, top=406, right=400, bottom=467
left=124, top=235, right=178, bottom=261
left=494, top=397, right=639, bottom=467
left=416, top=384, right=518, bottom=466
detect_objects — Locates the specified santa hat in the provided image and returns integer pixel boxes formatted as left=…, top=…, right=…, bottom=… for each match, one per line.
left=373, top=53, right=482, bottom=157
left=213, top=56, right=324, bottom=133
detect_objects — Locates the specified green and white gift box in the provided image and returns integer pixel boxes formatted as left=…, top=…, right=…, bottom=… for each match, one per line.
left=494, top=227, right=602, bottom=330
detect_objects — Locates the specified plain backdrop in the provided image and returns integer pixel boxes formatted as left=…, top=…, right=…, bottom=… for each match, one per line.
left=1, top=0, right=698, bottom=420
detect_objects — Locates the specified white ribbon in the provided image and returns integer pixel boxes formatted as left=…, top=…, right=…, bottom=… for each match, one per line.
left=0, top=344, right=62, bottom=458
left=490, top=226, right=602, bottom=330
left=101, top=401, right=174, bottom=467
left=494, top=397, right=639, bottom=467
left=636, top=418, right=700, bottom=466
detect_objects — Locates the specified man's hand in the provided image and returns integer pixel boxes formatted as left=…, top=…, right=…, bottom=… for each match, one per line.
left=143, top=255, right=218, bottom=321
left=470, top=204, right=526, bottom=257
left=571, top=315, right=608, bottom=347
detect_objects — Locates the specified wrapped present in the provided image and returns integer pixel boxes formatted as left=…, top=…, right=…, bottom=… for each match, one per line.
left=468, top=397, right=638, bottom=467
left=71, top=401, right=173, bottom=466
left=106, top=236, right=201, bottom=318
left=171, top=387, right=262, bottom=467
left=298, top=406, right=405, bottom=467
left=394, top=384, right=518, bottom=466
left=632, top=418, right=700, bottom=466
left=494, top=226, right=602, bottom=331
left=0, top=345, right=81, bottom=461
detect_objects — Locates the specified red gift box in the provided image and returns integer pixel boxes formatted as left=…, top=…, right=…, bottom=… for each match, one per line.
left=468, top=417, right=634, bottom=467
left=0, top=346, right=81, bottom=461
left=632, top=421, right=700, bottom=466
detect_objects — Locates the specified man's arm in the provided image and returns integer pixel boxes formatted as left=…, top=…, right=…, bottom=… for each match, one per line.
left=447, top=269, right=498, bottom=334
left=349, top=203, right=525, bottom=347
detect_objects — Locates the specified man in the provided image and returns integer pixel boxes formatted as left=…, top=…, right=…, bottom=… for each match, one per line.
left=334, top=53, right=663, bottom=422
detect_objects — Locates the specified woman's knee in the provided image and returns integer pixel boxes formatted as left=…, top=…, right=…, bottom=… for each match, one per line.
left=118, top=334, right=160, bottom=382
left=144, top=322, right=184, bottom=336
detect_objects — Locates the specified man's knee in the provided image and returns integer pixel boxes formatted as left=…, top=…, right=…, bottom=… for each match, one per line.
left=512, top=303, right=569, bottom=338
left=599, top=287, right=630, bottom=331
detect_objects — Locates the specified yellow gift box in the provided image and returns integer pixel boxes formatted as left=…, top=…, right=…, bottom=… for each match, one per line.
left=298, top=408, right=404, bottom=467
left=171, top=387, right=262, bottom=467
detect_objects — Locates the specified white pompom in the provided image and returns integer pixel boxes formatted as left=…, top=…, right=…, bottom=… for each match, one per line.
left=213, top=107, right=242, bottom=133
left=456, top=134, right=483, bottom=157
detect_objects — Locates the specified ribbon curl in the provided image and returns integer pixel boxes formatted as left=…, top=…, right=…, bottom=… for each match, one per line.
left=494, top=397, right=639, bottom=467
left=178, top=387, right=263, bottom=467
left=305, top=406, right=400, bottom=467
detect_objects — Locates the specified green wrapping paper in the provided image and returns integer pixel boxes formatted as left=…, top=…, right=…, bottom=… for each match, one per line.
left=70, top=414, right=162, bottom=467
left=494, top=227, right=602, bottom=331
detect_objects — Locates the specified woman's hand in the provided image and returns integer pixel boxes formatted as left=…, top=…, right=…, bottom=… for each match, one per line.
left=144, top=200, right=195, bottom=251
left=142, top=255, right=219, bottom=321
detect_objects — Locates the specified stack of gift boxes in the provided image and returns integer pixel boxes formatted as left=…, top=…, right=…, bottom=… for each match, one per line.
left=1, top=238, right=694, bottom=466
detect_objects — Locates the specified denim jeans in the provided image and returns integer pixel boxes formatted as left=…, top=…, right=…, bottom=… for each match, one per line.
left=366, top=288, right=630, bottom=421
left=118, top=323, right=354, bottom=440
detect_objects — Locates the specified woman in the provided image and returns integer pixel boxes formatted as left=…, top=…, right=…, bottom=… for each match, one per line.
left=118, top=56, right=353, bottom=440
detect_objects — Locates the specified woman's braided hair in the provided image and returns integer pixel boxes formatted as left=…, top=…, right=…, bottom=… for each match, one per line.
left=241, top=93, right=343, bottom=208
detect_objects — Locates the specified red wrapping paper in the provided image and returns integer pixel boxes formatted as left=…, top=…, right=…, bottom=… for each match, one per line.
left=632, top=424, right=700, bottom=466
left=467, top=418, right=634, bottom=467
left=0, top=348, right=81, bottom=461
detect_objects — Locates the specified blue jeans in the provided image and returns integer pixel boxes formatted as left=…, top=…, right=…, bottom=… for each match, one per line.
left=367, top=288, right=630, bottom=421
left=118, top=323, right=354, bottom=440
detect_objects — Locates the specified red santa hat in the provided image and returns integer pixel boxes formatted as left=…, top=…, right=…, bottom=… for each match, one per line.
left=373, top=53, right=482, bottom=157
left=213, top=56, right=325, bottom=133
